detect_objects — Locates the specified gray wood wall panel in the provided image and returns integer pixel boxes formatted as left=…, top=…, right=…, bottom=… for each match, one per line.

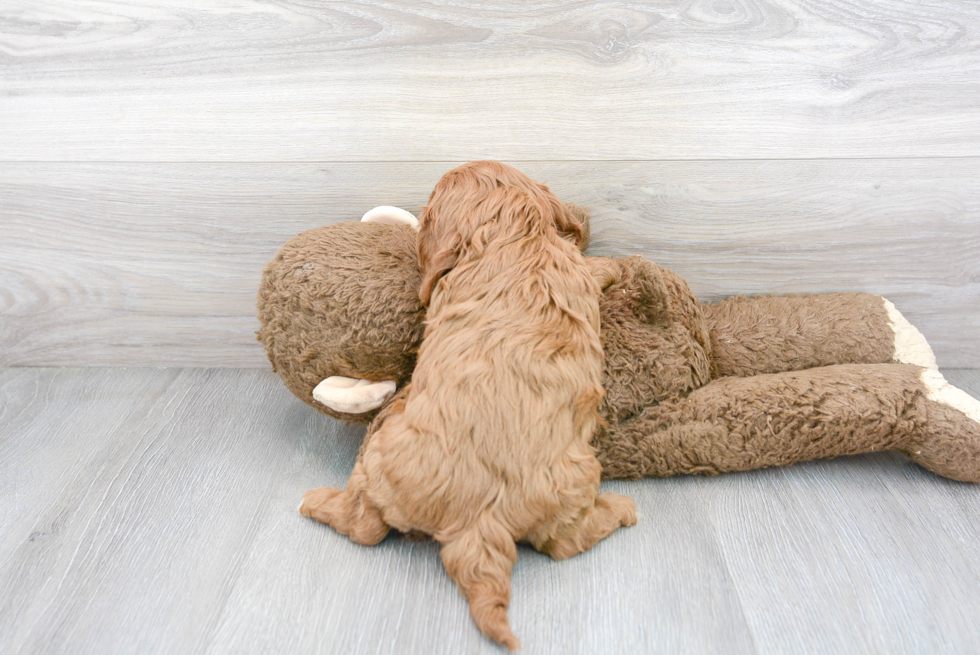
left=2, top=368, right=979, bottom=654
left=2, top=159, right=978, bottom=367
left=2, top=0, right=979, bottom=161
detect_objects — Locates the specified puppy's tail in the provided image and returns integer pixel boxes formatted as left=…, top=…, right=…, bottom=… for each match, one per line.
left=440, top=514, right=521, bottom=650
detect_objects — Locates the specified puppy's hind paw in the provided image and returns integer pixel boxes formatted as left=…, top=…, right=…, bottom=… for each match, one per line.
left=598, top=492, right=638, bottom=527
left=299, top=486, right=345, bottom=524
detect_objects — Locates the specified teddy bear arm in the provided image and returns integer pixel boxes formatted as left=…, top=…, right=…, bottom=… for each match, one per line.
left=593, top=363, right=980, bottom=482
left=702, top=292, right=936, bottom=379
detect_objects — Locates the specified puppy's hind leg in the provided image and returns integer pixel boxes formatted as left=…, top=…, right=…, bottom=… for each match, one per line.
left=526, top=448, right=635, bottom=560
left=299, top=460, right=390, bottom=546
left=439, top=514, right=521, bottom=650
left=529, top=492, right=637, bottom=561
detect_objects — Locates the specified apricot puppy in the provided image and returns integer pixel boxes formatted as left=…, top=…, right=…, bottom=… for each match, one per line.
left=300, top=161, right=635, bottom=649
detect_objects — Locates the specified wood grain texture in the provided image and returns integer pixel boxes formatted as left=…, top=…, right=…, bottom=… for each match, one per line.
left=209, top=477, right=756, bottom=655
left=0, top=368, right=755, bottom=655
left=701, top=368, right=980, bottom=653
left=0, top=369, right=310, bottom=653
left=701, top=453, right=980, bottom=654
left=1, top=367, right=979, bottom=653
left=1, top=0, right=979, bottom=161
left=0, top=368, right=176, bottom=563
left=2, top=159, right=977, bottom=367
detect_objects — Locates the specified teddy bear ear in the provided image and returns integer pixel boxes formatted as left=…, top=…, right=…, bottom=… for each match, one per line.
left=312, top=376, right=398, bottom=414
left=360, top=206, right=420, bottom=229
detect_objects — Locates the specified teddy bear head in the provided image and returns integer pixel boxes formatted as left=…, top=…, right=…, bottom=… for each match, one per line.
left=257, top=206, right=711, bottom=427
left=257, top=219, right=425, bottom=423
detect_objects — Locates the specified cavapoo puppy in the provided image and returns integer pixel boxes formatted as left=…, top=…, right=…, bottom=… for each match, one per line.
left=300, top=161, right=636, bottom=649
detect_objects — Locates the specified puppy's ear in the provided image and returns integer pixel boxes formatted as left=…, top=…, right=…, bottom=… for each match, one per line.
left=419, top=246, right=457, bottom=307
left=417, top=209, right=460, bottom=306
left=585, top=257, right=621, bottom=292
left=549, top=197, right=588, bottom=250
left=563, top=203, right=591, bottom=253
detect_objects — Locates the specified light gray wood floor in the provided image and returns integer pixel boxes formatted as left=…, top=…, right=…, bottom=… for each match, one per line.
left=2, top=367, right=980, bottom=654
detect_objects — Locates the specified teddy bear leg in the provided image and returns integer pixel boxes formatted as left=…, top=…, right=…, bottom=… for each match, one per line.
left=595, top=363, right=980, bottom=481
left=882, top=299, right=938, bottom=369
left=704, top=292, right=937, bottom=377
left=900, top=369, right=980, bottom=482
left=299, top=460, right=390, bottom=545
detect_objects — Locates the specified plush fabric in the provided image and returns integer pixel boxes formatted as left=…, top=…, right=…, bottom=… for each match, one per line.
left=257, top=217, right=980, bottom=483
left=595, top=363, right=980, bottom=482
left=704, top=292, right=895, bottom=377
left=257, top=221, right=425, bottom=423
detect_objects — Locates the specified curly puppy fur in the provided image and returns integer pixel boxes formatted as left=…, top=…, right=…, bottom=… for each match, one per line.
left=299, top=162, right=635, bottom=649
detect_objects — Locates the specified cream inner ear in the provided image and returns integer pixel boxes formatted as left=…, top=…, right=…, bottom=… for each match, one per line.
left=360, top=206, right=420, bottom=230
left=312, top=377, right=397, bottom=414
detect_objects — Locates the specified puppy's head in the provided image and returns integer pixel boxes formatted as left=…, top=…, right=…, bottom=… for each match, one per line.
left=417, top=161, right=586, bottom=306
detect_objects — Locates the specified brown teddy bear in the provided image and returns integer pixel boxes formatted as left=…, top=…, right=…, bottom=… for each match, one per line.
left=257, top=207, right=980, bottom=482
